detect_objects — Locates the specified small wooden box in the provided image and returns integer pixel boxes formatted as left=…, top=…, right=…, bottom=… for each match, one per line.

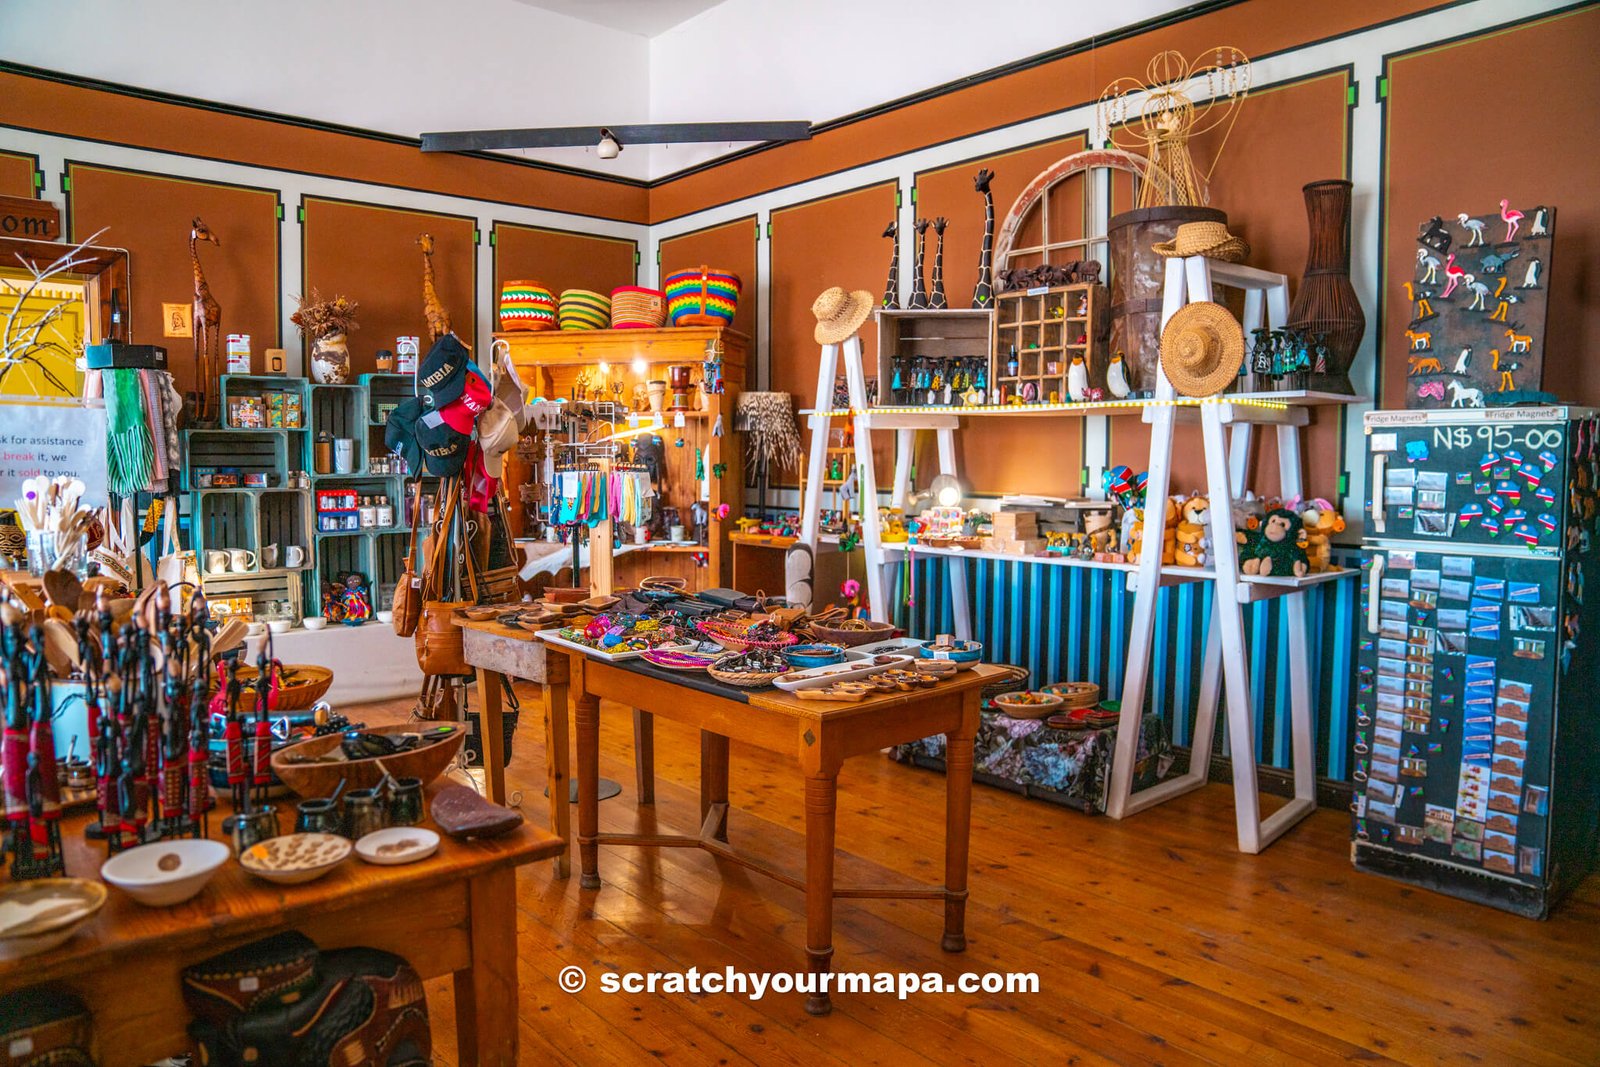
left=991, top=511, right=1039, bottom=536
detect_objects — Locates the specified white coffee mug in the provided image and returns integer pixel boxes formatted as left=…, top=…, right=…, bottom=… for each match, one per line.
left=205, top=549, right=230, bottom=575
left=285, top=545, right=306, bottom=568
left=669, top=524, right=686, bottom=542
left=260, top=543, right=280, bottom=569
left=229, top=548, right=257, bottom=572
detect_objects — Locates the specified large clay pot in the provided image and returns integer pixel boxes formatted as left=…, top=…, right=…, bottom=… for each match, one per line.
left=1287, top=179, right=1364, bottom=395
left=1107, top=206, right=1227, bottom=394
left=309, top=332, right=350, bottom=385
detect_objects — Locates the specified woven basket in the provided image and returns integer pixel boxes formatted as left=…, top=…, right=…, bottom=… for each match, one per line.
left=558, top=288, right=611, bottom=331
left=1042, top=681, right=1101, bottom=710
left=707, top=664, right=783, bottom=688
left=222, top=664, right=334, bottom=713
left=499, top=280, right=557, bottom=332
left=808, top=619, right=896, bottom=647
left=611, top=286, right=666, bottom=329
left=695, top=618, right=799, bottom=652
left=664, top=266, right=741, bottom=327
left=980, top=664, right=1030, bottom=703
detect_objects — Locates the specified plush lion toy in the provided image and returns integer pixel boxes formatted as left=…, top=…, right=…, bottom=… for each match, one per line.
left=1299, top=498, right=1345, bottom=573
left=1238, top=507, right=1309, bottom=577
left=1174, top=495, right=1210, bottom=567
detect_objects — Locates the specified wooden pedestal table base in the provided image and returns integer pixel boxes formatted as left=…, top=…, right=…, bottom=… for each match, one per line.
left=558, top=649, right=1000, bottom=1016
left=0, top=789, right=563, bottom=1067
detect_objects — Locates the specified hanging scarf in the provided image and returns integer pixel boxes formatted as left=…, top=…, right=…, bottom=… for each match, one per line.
left=104, top=368, right=155, bottom=497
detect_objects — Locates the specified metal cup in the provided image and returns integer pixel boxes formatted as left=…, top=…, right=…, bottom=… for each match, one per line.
left=231, top=805, right=280, bottom=856
left=295, top=798, right=343, bottom=836
left=343, top=788, right=387, bottom=840
left=387, top=777, right=424, bottom=827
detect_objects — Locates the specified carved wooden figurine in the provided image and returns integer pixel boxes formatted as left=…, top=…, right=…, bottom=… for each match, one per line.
left=190, top=217, right=222, bottom=423
left=880, top=221, right=900, bottom=309
left=930, top=217, right=949, bottom=309
left=907, top=219, right=931, bottom=310
left=418, top=233, right=452, bottom=342
left=972, top=168, right=996, bottom=308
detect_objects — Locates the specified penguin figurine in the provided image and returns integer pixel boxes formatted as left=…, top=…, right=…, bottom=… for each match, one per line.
left=1106, top=350, right=1131, bottom=399
left=1067, top=354, right=1089, bottom=402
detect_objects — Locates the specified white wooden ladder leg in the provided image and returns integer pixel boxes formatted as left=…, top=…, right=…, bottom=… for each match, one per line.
left=842, top=336, right=890, bottom=622
left=935, top=427, right=972, bottom=640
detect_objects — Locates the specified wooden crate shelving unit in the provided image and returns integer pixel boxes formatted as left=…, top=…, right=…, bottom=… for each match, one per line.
left=497, top=325, right=746, bottom=591
left=992, top=282, right=1108, bottom=403
left=874, top=308, right=994, bottom=406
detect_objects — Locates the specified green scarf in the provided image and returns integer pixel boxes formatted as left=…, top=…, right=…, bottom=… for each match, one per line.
left=105, top=368, right=154, bottom=497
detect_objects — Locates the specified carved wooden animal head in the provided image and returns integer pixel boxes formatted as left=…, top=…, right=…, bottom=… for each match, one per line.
left=973, top=168, right=994, bottom=195
left=1078, top=261, right=1102, bottom=284
left=915, top=218, right=930, bottom=235
left=191, top=217, right=219, bottom=246
left=882, top=220, right=897, bottom=239
left=933, top=217, right=948, bottom=235
left=417, top=233, right=435, bottom=254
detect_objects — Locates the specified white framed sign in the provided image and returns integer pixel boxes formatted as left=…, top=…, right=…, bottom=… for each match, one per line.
left=0, top=401, right=109, bottom=508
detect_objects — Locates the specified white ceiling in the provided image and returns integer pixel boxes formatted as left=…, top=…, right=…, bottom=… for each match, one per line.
left=512, top=0, right=730, bottom=37
left=1, top=0, right=1195, bottom=182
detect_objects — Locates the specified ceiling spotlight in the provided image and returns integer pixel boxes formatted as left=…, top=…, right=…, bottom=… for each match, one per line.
left=596, top=128, right=622, bottom=159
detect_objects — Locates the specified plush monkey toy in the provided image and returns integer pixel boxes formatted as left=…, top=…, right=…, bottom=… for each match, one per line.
left=1238, top=507, right=1309, bottom=577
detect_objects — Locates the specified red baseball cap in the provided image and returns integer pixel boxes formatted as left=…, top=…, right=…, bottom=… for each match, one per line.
left=431, top=364, right=492, bottom=433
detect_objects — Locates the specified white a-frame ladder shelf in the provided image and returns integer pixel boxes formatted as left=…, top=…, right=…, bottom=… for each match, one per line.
left=1104, top=254, right=1356, bottom=853
left=792, top=331, right=970, bottom=638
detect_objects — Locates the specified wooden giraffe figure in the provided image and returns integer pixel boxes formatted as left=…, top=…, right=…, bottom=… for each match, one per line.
left=929, top=217, right=949, bottom=309
left=971, top=168, right=996, bottom=308
left=189, top=217, right=222, bottom=423
left=418, top=233, right=452, bottom=342
left=880, top=221, right=900, bottom=309
left=907, top=218, right=931, bottom=310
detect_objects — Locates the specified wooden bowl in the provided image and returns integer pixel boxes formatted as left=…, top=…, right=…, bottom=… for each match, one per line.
left=809, top=619, right=897, bottom=647
left=270, top=723, right=464, bottom=799
left=991, top=691, right=1064, bottom=719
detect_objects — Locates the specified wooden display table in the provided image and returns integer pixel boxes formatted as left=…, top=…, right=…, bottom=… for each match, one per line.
left=549, top=643, right=998, bottom=1015
left=0, top=790, right=562, bottom=1066
left=459, top=616, right=572, bottom=878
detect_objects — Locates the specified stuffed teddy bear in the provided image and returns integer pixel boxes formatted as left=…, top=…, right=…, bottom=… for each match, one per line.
left=1299, top=498, right=1345, bottom=573
left=1238, top=507, right=1309, bottom=577
left=1173, top=495, right=1211, bottom=567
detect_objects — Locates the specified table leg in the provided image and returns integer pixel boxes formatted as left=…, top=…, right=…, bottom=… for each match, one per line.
left=633, top=709, right=655, bottom=805
left=941, top=694, right=978, bottom=953
left=454, top=865, right=519, bottom=1066
left=576, top=690, right=601, bottom=889
left=701, top=731, right=729, bottom=842
left=475, top=668, right=507, bottom=805
left=544, top=679, right=571, bottom=879
left=803, top=771, right=837, bottom=1016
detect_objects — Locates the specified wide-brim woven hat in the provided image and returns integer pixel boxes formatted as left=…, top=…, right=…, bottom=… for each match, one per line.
left=1160, top=301, right=1244, bottom=398
left=1152, top=221, right=1250, bottom=263
left=812, top=286, right=875, bottom=345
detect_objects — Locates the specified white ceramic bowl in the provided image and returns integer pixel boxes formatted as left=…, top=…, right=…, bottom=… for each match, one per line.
left=0, top=879, right=107, bottom=958
left=267, top=619, right=293, bottom=634
left=355, top=827, right=440, bottom=866
left=100, top=839, right=231, bottom=907
left=301, top=616, right=327, bottom=631
left=376, top=610, right=394, bottom=624
left=239, top=833, right=351, bottom=885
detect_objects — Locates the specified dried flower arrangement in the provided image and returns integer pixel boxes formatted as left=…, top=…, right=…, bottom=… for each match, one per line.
left=291, top=289, right=360, bottom=339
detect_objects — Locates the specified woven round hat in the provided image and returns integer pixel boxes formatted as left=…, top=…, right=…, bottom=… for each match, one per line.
left=812, top=286, right=875, bottom=345
left=1152, top=221, right=1250, bottom=263
left=611, top=286, right=666, bottom=329
left=664, top=266, right=741, bottom=327
left=558, top=288, right=611, bottom=330
left=1160, top=301, right=1244, bottom=397
left=499, top=280, right=556, bottom=331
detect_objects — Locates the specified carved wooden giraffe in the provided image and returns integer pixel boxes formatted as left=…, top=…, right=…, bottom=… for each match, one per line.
left=190, top=217, right=222, bottom=423
left=907, top=218, right=931, bottom=309
left=418, top=233, right=452, bottom=342
left=930, top=217, right=949, bottom=309
left=880, top=221, right=900, bottom=309
left=972, top=168, right=996, bottom=308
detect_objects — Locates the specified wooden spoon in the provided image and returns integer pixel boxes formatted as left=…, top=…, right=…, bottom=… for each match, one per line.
left=40, top=618, right=80, bottom=675
left=41, top=568, right=83, bottom=610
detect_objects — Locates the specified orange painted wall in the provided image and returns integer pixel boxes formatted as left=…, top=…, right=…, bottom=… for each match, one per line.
left=66, top=163, right=281, bottom=399
left=1383, top=6, right=1600, bottom=409
left=659, top=217, right=759, bottom=344
left=492, top=223, right=638, bottom=320
left=301, top=197, right=476, bottom=377
left=0, top=150, right=36, bottom=198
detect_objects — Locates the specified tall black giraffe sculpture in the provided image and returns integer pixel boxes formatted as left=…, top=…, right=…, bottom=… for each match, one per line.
left=972, top=168, right=996, bottom=308
left=930, top=217, right=949, bottom=309
left=907, top=218, right=931, bottom=309
left=881, top=220, right=901, bottom=309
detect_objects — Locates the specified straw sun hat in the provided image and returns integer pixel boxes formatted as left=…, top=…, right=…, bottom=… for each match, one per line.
left=1152, top=221, right=1250, bottom=263
left=1160, top=301, right=1245, bottom=398
left=812, top=286, right=875, bottom=345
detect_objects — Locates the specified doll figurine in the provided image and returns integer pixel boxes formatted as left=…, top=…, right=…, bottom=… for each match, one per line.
left=338, top=573, right=374, bottom=625
left=1238, top=508, right=1309, bottom=577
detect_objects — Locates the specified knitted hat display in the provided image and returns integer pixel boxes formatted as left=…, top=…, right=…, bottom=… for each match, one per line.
left=664, top=266, right=741, bottom=327
left=558, top=288, right=611, bottom=330
left=610, top=286, right=666, bottom=329
left=498, top=280, right=557, bottom=331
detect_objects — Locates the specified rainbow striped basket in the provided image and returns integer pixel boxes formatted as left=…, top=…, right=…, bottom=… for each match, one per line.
left=558, top=289, right=611, bottom=330
left=499, top=280, right=557, bottom=331
left=664, top=266, right=741, bottom=327
left=610, top=286, right=666, bottom=329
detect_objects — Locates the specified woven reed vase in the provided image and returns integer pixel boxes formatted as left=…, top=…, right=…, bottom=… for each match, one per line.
left=1287, top=179, right=1364, bottom=395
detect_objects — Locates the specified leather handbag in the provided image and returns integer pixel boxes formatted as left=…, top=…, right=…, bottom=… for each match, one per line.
left=391, top=483, right=425, bottom=638
left=413, top=479, right=478, bottom=680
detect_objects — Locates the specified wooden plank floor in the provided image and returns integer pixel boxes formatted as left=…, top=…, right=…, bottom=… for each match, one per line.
left=352, top=688, right=1600, bottom=1066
